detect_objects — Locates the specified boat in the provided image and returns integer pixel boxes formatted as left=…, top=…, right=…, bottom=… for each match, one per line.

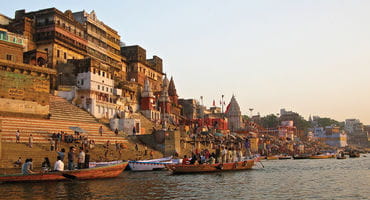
left=336, top=152, right=347, bottom=159
left=293, top=154, right=311, bottom=159
left=309, top=153, right=335, bottom=159
left=166, top=159, right=255, bottom=174
left=89, top=160, right=124, bottom=168
left=349, top=152, right=360, bottom=158
left=266, top=155, right=279, bottom=160
left=0, top=161, right=128, bottom=183
left=278, top=155, right=292, bottom=160
left=128, top=156, right=181, bottom=171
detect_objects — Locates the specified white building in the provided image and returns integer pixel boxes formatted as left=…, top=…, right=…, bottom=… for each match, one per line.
left=59, top=58, right=125, bottom=119
left=345, top=119, right=361, bottom=134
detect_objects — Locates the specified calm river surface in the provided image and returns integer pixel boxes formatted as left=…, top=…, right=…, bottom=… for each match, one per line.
left=1, top=155, right=369, bottom=200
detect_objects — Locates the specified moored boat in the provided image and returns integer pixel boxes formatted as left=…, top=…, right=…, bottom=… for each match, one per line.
left=166, top=159, right=255, bottom=174
left=293, top=154, right=311, bottom=159
left=0, top=161, right=128, bottom=183
left=309, top=154, right=335, bottom=159
left=278, top=155, right=292, bottom=160
left=266, top=155, right=279, bottom=160
left=128, top=156, right=181, bottom=171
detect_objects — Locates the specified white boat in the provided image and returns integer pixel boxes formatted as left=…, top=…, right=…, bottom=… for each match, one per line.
left=128, top=156, right=181, bottom=171
left=89, top=160, right=123, bottom=168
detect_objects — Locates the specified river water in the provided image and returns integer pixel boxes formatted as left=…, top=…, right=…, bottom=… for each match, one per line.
left=1, top=155, right=369, bottom=200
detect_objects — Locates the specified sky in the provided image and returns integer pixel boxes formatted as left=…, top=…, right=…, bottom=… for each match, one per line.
left=1, top=1, right=370, bottom=124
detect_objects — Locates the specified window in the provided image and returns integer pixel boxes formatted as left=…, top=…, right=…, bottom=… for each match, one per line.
left=102, top=72, right=105, bottom=77
left=81, top=79, right=84, bottom=85
left=57, top=50, right=60, bottom=58
left=64, top=52, right=67, bottom=59
left=106, top=87, right=108, bottom=92
left=97, top=85, right=100, bottom=90
left=102, top=86, right=104, bottom=91
left=6, top=54, right=13, bottom=61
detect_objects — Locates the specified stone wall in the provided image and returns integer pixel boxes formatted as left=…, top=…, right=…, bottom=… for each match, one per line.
left=0, top=40, right=23, bottom=62
left=0, top=70, right=50, bottom=116
left=164, top=130, right=180, bottom=156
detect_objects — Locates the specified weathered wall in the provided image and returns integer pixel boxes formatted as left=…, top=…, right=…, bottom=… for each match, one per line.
left=164, top=130, right=180, bottom=156
left=0, top=70, right=50, bottom=116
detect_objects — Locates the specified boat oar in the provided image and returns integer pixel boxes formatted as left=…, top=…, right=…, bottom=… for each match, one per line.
left=258, top=161, right=264, bottom=168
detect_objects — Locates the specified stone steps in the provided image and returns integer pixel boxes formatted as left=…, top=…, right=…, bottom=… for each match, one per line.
left=49, top=95, right=97, bottom=123
left=0, top=117, right=127, bottom=144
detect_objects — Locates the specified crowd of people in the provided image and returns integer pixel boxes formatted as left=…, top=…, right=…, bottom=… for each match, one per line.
left=20, top=145, right=90, bottom=175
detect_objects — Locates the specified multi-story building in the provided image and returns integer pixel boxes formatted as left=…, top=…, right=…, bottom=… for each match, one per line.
left=345, top=119, right=361, bottom=134
left=312, top=126, right=347, bottom=147
left=73, top=10, right=121, bottom=71
left=0, top=27, right=55, bottom=118
left=121, top=45, right=163, bottom=91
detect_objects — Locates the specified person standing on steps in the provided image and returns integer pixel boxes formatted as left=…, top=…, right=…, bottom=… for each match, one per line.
left=28, top=134, right=33, bottom=148
left=15, top=129, right=20, bottom=143
left=77, top=147, right=85, bottom=169
left=99, top=126, right=103, bottom=136
left=68, top=146, right=75, bottom=170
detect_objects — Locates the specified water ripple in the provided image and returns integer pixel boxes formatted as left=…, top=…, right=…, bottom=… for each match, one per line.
left=1, top=155, right=370, bottom=199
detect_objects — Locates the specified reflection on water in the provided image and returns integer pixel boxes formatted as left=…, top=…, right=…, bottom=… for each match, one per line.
left=1, top=155, right=370, bottom=199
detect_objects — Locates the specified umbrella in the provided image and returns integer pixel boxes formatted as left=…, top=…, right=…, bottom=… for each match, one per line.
left=214, top=132, right=223, bottom=137
left=69, top=126, right=86, bottom=133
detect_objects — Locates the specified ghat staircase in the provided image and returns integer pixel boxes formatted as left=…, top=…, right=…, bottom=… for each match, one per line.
left=0, top=95, right=127, bottom=144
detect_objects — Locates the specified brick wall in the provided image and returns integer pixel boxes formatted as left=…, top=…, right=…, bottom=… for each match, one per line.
left=0, top=40, right=23, bottom=63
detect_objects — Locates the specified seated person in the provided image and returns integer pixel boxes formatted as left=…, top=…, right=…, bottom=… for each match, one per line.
left=41, top=157, right=51, bottom=172
left=21, top=158, right=35, bottom=175
left=54, top=156, right=64, bottom=171
left=182, top=155, right=190, bottom=165
left=14, top=157, right=22, bottom=168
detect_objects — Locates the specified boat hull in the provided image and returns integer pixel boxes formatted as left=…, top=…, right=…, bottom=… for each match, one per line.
left=0, top=161, right=128, bottom=182
left=167, top=160, right=254, bottom=174
left=309, top=155, right=335, bottom=159
left=128, top=161, right=167, bottom=171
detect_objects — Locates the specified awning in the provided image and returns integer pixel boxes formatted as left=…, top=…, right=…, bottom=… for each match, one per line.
left=69, top=126, right=86, bottom=133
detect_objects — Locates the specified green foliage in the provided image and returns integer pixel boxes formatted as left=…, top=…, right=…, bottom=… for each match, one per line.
left=316, top=117, right=341, bottom=127
left=260, top=114, right=279, bottom=128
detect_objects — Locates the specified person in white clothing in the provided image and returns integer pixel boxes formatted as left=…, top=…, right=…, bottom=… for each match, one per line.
left=54, top=156, right=64, bottom=171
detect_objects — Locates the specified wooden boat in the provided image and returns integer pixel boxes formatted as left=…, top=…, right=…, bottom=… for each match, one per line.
left=309, top=154, right=335, bottom=159
left=293, top=154, right=311, bottom=159
left=0, top=161, right=128, bottom=183
left=166, top=159, right=255, bottom=174
left=349, top=152, right=360, bottom=158
left=278, top=155, right=292, bottom=160
left=128, top=157, right=181, bottom=171
left=266, top=155, right=279, bottom=160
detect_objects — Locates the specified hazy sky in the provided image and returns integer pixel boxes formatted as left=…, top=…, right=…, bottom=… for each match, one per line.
left=2, top=1, right=370, bottom=124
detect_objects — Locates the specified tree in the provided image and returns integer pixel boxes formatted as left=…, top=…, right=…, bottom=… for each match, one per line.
left=316, top=117, right=340, bottom=127
left=260, top=114, right=279, bottom=128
